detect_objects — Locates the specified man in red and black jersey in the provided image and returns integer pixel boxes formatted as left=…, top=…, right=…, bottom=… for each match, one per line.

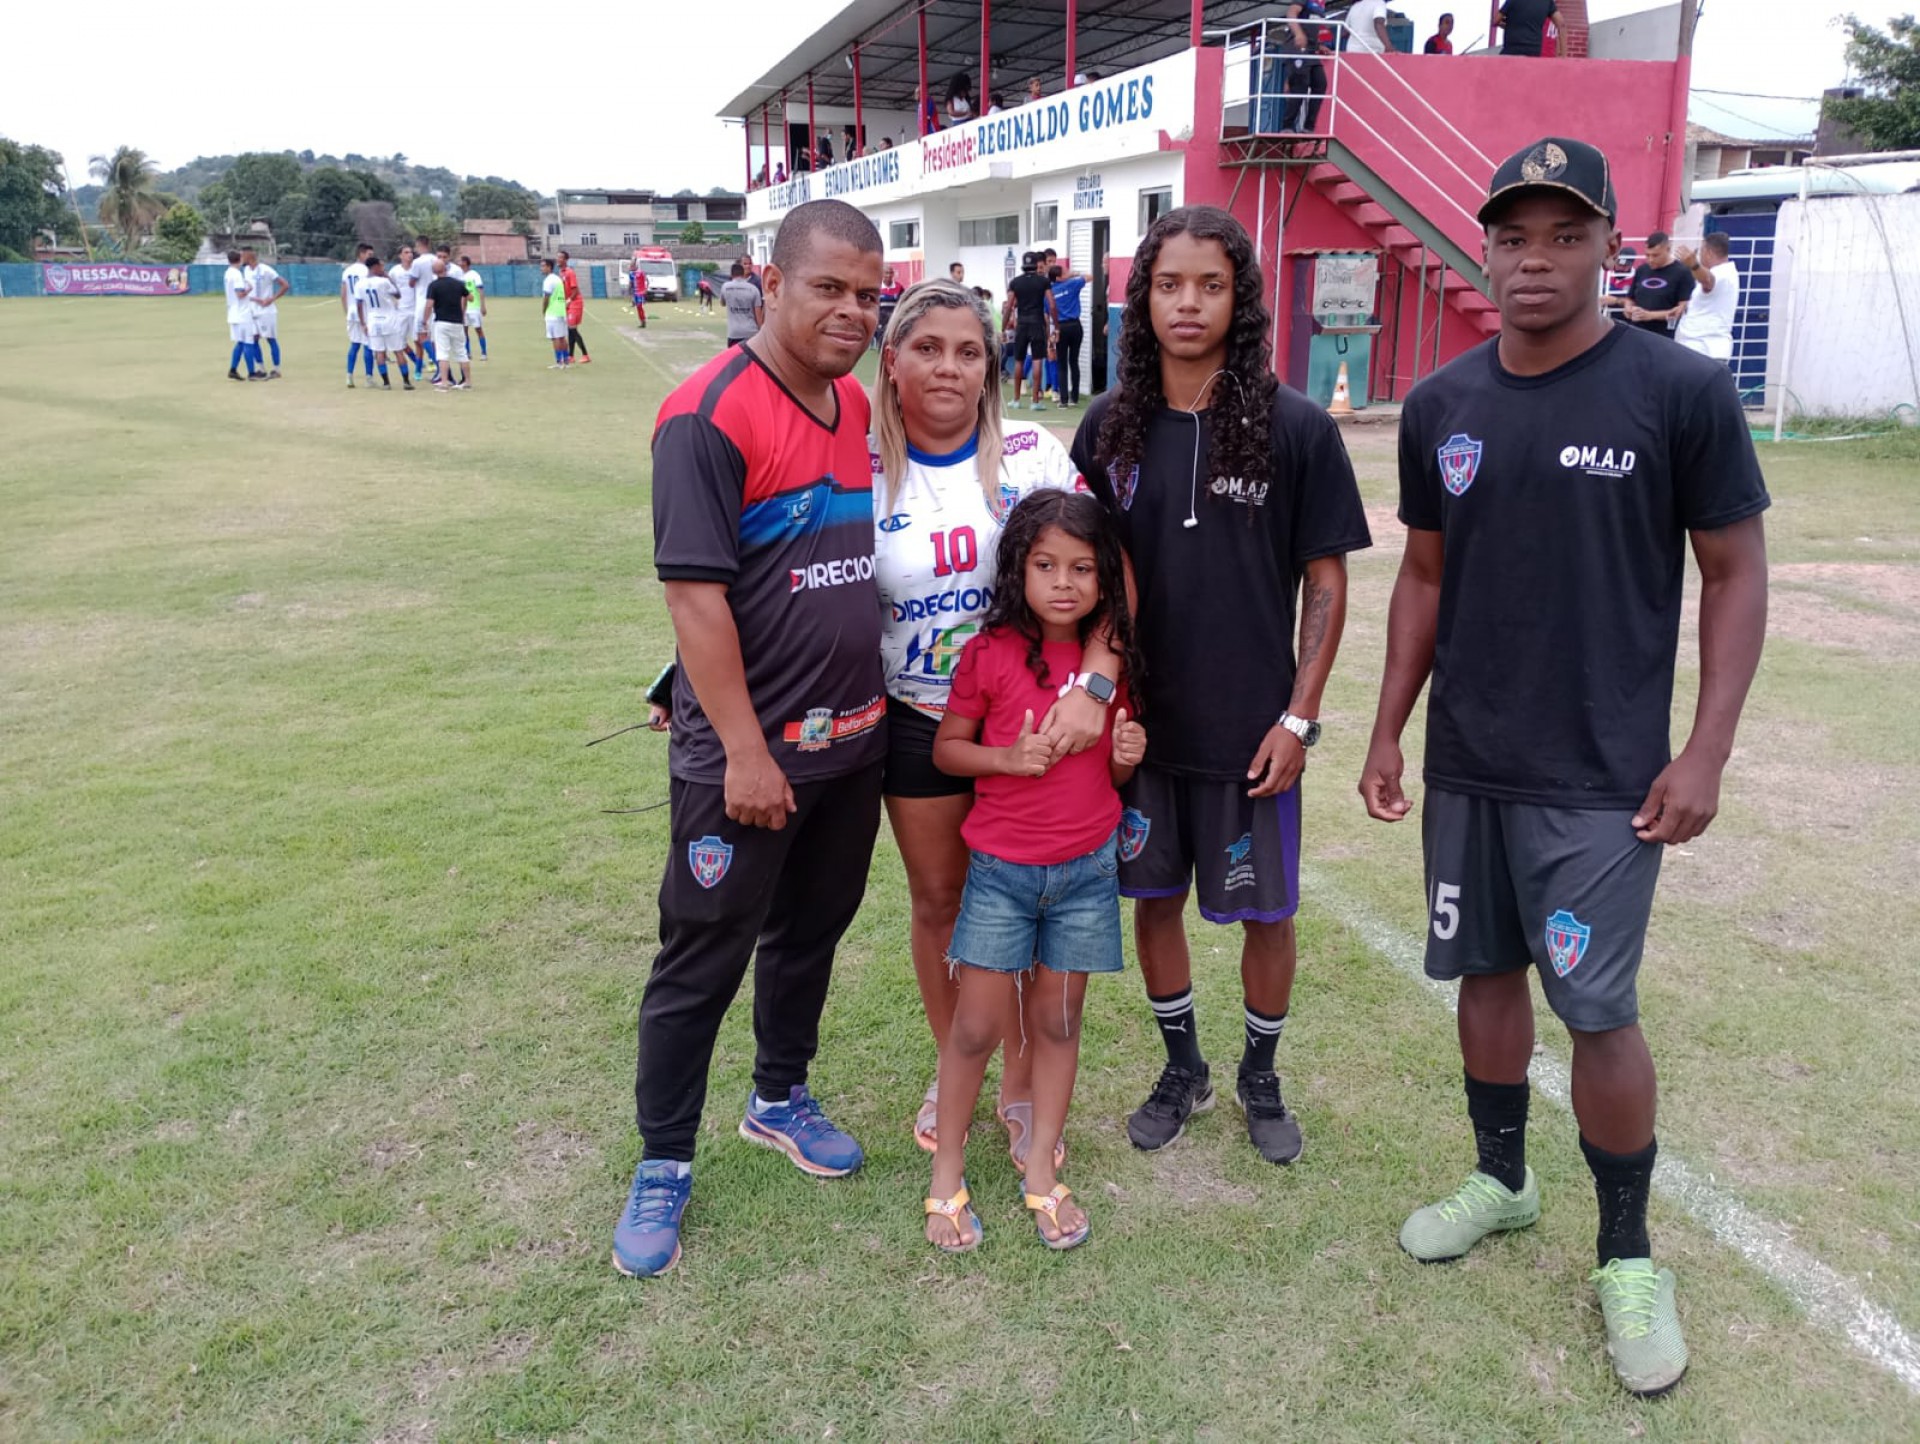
left=614, top=200, right=887, bottom=1279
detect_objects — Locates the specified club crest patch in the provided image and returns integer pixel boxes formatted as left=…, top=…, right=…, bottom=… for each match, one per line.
left=1119, top=807, right=1151, bottom=862
left=991, top=479, right=1023, bottom=522
left=1110, top=461, right=1141, bottom=512
left=688, top=835, right=734, bottom=890
left=1437, top=432, right=1483, bottom=497
left=1544, top=909, right=1591, bottom=976
left=1223, top=832, right=1256, bottom=891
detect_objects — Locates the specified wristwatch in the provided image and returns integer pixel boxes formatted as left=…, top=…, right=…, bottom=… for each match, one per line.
left=1278, top=712, right=1321, bottom=748
left=1075, top=672, right=1117, bottom=705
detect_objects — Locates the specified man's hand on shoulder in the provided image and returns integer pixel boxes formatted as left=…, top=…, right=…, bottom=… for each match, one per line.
left=725, top=745, right=796, bottom=829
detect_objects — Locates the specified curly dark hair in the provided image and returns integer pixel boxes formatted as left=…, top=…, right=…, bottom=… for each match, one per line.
left=1096, top=205, right=1278, bottom=507
left=980, top=489, right=1147, bottom=710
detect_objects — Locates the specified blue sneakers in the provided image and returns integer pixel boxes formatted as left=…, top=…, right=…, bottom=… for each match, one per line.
left=611, top=1159, right=692, bottom=1278
left=738, top=1085, right=865, bottom=1177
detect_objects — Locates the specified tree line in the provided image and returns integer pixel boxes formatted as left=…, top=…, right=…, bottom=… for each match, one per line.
left=0, top=139, right=540, bottom=264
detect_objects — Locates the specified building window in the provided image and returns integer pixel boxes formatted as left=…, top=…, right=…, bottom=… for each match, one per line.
left=1139, top=188, right=1173, bottom=233
left=958, top=214, right=1020, bottom=246
left=580, top=232, right=598, bottom=246
left=888, top=219, right=921, bottom=250
left=622, top=231, right=642, bottom=247
left=1033, top=202, right=1059, bottom=244
left=546, top=222, right=560, bottom=236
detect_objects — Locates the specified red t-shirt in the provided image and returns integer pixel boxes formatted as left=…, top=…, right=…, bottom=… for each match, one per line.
left=946, top=630, right=1126, bottom=865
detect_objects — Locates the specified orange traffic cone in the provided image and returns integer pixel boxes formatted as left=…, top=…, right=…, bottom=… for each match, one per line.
left=1328, top=360, right=1355, bottom=417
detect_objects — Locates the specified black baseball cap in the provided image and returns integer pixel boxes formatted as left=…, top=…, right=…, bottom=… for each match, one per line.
left=1478, top=137, right=1617, bottom=226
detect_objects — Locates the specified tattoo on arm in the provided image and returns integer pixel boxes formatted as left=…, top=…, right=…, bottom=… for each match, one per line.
left=1297, top=574, right=1336, bottom=674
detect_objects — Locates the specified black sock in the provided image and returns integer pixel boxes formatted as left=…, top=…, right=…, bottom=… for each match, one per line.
left=1463, top=1071, right=1530, bottom=1193
left=1240, top=1006, right=1286, bottom=1075
left=1147, top=988, right=1203, bottom=1072
left=1581, top=1135, right=1657, bottom=1266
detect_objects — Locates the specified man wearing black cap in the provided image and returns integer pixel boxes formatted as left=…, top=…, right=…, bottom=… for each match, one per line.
left=1359, top=137, right=1770, bottom=1397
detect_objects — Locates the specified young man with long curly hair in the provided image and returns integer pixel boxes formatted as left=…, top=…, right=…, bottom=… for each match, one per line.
left=1068, top=206, right=1371, bottom=1165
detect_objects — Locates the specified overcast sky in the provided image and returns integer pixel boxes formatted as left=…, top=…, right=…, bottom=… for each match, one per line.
left=0, top=1, right=1867, bottom=199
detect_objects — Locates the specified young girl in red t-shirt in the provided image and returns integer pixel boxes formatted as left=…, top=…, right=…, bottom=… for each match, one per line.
left=926, top=489, right=1147, bottom=1252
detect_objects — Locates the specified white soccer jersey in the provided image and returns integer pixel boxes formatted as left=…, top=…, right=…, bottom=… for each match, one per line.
left=391, top=261, right=418, bottom=306
left=360, top=274, right=403, bottom=331
left=873, top=419, right=1079, bottom=716
left=224, top=265, right=252, bottom=323
left=342, top=261, right=369, bottom=305
left=249, top=262, right=281, bottom=306
left=409, top=253, right=438, bottom=303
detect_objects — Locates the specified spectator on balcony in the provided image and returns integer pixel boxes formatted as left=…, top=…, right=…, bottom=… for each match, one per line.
left=918, top=85, right=941, bottom=134
left=773, top=162, right=788, bottom=186
left=1281, top=0, right=1333, bottom=134
left=987, top=92, right=1006, bottom=115
left=1423, top=11, right=1456, bottom=52
left=946, top=73, right=976, bottom=125
left=1345, top=0, right=1392, bottom=53
left=1028, top=77, right=1045, bottom=102
left=1498, top=0, right=1558, bottom=56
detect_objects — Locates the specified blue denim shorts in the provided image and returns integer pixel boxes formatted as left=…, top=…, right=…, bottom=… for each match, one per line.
left=947, top=830, right=1124, bottom=975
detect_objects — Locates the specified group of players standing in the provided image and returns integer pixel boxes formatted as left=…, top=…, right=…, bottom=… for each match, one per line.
left=339, top=236, right=491, bottom=392
left=222, top=247, right=289, bottom=381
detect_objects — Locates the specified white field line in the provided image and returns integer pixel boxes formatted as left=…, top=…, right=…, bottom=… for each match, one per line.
left=1302, top=863, right=1920, bottom=1397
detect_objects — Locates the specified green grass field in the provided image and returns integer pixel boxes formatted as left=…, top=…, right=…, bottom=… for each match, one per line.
left=3, top=295, right=1918, bottom=1441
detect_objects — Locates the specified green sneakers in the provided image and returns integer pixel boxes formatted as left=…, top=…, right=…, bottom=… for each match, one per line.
left=1399, top=1168, right=1541, bottom=1262
left=1591, top=1258, right=1689, bottom=1396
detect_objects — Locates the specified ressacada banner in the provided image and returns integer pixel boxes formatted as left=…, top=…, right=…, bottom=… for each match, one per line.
left=42, top=263, right=191, bottom=295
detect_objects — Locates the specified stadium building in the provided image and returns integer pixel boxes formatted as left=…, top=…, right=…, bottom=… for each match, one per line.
left=726, top=0, right=1697, bottom=406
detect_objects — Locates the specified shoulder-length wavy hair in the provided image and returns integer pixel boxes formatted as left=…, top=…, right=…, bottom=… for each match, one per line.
left=1096, top=206, right=1279, bottom=501
left=980, top=489, right=1148, bottom=704
left=870, top=279, right=1004, bottom=510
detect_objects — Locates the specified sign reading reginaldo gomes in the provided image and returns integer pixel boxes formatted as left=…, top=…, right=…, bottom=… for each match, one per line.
left=750, top=48, right=1196, bottom=220
left=42, top=263, right=190, bottom=296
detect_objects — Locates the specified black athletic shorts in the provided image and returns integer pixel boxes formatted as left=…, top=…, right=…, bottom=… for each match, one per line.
left=1421, top=787, right=1663, bottom=1032
left=1011, top=320, right=1048, bottom=369
left=881, top=696, right=972, bottom=799
left=1118, top=764, right=1301, bottom=925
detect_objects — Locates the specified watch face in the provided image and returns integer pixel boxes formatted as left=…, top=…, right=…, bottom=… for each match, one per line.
left=1084, top=673, right=1116, bottom=702
left=1303, top=721, right=1322, bottom=747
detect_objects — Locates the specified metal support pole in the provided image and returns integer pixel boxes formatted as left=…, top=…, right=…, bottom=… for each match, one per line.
left=1412, top=244, right=1428, bottom=388
left=853, top=44, right=863, bottom=154
left=1190, top=0, right=1203, bottom=50
left=1432, top=267, right=1445, bottom=373
left=761, top=104, right=770, bottom=183
left=809, top=74, right=816, bottom=169
left=781, top=91, right=790, bottom=175
left=1774, top=162, right=1811, bottom=442
left=743, top=118, right=751, bottom=189
left=919, top=9, right=930, bottom=136
left=982, top=0, right=991, bottom=107
left=1066, top=0, right=1077, bottom=85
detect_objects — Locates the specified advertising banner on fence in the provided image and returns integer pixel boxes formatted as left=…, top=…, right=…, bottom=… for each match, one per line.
left=42, top=263, right=191, bottom=296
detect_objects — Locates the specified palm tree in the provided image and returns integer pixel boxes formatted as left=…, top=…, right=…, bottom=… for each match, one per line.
left=90, top=147, right=165, bottom=254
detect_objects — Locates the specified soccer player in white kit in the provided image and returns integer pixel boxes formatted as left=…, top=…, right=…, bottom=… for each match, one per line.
left=390, top=247, right=428, bottom=381
left=355, top=257, right=418, bottom=391
left=409, top=237, right=440, bottom=371
left=224, top=250, right=262, bottom=381
left=342, top=243, right=375, bottom=386
left=244, top=246, right=288, bottom=378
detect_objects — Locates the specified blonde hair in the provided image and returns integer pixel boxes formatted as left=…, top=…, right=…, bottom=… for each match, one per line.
left=870, top=279, right=1004, bottom=510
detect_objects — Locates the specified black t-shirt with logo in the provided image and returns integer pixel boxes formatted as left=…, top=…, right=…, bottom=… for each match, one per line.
left=426, top=275, right=468, bottom=325
left=1008, top=270, right=1051, bottom=326
left=1072, top=387, right=1372, bottom=779
left=1499, top=0, right=1557, bottom=54
left=1398, top=325, right=1769, bottom=808
left=1624, top=260, right=1695, bottom=334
